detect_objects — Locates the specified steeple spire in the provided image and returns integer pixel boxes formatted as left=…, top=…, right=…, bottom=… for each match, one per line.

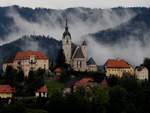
left=63, top=18, right=71, bottom=39
left=65, top=18, right=68, bottom=32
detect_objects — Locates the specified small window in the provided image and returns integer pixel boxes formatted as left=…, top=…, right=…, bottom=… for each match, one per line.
left=18, top=61, right=21, bottom=65
left=29, top=56, right=36, bottom=64
left=44, top=64, right=46, bottom=69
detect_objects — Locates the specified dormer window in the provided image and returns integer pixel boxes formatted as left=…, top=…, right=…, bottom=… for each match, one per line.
left=29, top=55, right=36, bottom=64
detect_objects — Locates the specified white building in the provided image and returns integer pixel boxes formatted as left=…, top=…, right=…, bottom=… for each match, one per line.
left=3, top=51, right=49, bottom=77
left=135, top=66, right=149, bottom=80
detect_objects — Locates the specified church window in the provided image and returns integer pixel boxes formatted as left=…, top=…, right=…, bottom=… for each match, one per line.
left=77, top=61, right=80, bottom=68
left=44, top=64, right=46, bottom=69
left=80, top=61, right=82, bottom=68
left=66, top=40, right=69, bottom=44
left=77, top=61, right=82, bottom=68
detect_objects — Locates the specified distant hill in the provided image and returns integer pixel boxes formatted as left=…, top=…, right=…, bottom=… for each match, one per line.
left=0, top=6, right=147, bottom=42
left=91, top=8, right=150, bottom=44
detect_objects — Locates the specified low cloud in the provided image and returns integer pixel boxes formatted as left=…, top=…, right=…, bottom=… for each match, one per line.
left=87, top=33, right=150, bottom=66
left=1, top=7, right=149, bottom=66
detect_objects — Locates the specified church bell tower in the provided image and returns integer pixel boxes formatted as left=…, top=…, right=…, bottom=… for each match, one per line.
left=62, top=19, right=72, bottom=64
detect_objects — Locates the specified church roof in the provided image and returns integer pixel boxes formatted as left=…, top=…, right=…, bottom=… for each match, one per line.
left=71, top=43, right=77, bottom=56
left=82, top=40, right=87, bottom=46
left=87, top=57, right=96, bottom=65
left=73, top=47, right=85, bottom=58
left=63, top=31, right=71, bottom=39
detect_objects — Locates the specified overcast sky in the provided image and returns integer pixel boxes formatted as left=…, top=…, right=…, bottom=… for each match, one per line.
left=0, top=0, right=150, bottom=9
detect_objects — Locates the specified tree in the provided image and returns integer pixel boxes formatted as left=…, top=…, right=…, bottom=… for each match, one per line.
left=143, top=58, right=150, bottom=76
left=107, top=75, right=119, bottom=87
left=17, top=67, right=25, bottom=82
left=4, top=66, right=18, bottom=86
left=56, top=48, right=66, bottom=67
left=108, top=86, right=128, bottom=113
left=26, top=68, right=45, bottom=96
left=92, top=87, right=109, bottom=113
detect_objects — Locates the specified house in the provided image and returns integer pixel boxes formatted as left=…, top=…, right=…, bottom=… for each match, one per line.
left=0, top=85, right=15, bottom=99
left=135, top=66, right=149, bottom=80
left=74, top=77, right=96, bottom=90
left=105, top=59, right=134, bottom=77
left=54, top=67, right=63, bottom=76
left=3, top=50, right=49, bottom=77
left=35, top=85, right=48, bottom=98
left=62, top=19, right=97, bottom=72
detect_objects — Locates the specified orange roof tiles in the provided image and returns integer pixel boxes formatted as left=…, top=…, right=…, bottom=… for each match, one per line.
left=36, top=86, right=48, bottom=93
left=105, top=59, right=131, bottom=68
left=0, top=85, right=15, bottom=93
left=75, top=77, right=94, bottom=87
left=14, top=50, right=48, bottom=60
left=54, top=67, right=63, bottom=73
left=100, top=79, right=108, bottom=87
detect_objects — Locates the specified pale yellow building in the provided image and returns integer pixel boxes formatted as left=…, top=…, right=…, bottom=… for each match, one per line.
left=105, top=59, right=134, bottom=77
left=135, top=66, right=149, bottom=80
left=3, top=51, right=49, bottom=77
left=0, top=85, right=15, bottom=99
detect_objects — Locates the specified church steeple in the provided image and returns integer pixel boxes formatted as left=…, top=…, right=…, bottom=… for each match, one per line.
left=62, top=18, right=72, bottom=64
left=63, top=18, right=71, bottom=39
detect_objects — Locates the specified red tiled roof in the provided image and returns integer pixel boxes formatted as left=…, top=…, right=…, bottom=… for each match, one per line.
left=36, top=86, right=48, bottom=93
left=75, top=77, right=94, bottom=87
left=0, top=85, right=15, bottom=93
left=105, top=59, right=131, bottom=68
left=54, top=67, right=63, bottom=73
left=14, top=50, right=48, bottom=60
left=100, top=79, right=108, bottom=87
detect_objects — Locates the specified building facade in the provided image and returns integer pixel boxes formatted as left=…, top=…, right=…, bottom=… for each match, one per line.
left=35, top=85, right=48, bottom=98
left=62, top=19, right=97, bottom=72
left=105, top=59, right=134, bottom=77
left=3, top=51, right=49, bottom=77
left=0, top=85, right=15, bottom=99
left=135, top=66, right=149, bottom=80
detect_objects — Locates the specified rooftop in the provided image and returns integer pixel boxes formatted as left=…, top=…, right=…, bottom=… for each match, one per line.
left=54, top=67, right=63, bottom=73
left=72, top=47, right=85, bottom=58
left=105, top=59, right=131, bottom=68
left=0, top=85, right=15, bottom=93
left=135, top=66, right=147, bottom=71
left=36, top=85, right=48, bottom=93
left=14, top=50, right=48, bottom=60
left=75, top=77, right=94, bottom=87
left=87, top=57, right=96, bottom=65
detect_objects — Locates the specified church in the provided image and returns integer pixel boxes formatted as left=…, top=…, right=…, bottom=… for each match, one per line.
left=62, top=19, right=97, bottom=72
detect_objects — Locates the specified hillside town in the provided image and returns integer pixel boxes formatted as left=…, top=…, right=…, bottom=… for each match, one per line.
left=0, top=20, right=150, bottom=113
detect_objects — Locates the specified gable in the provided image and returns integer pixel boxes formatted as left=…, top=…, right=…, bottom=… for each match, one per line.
left=72, top=47, right=85, bottom=59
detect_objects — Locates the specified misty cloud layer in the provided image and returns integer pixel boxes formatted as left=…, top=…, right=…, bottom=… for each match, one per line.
left=0, top=7, right=149, bottom=66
